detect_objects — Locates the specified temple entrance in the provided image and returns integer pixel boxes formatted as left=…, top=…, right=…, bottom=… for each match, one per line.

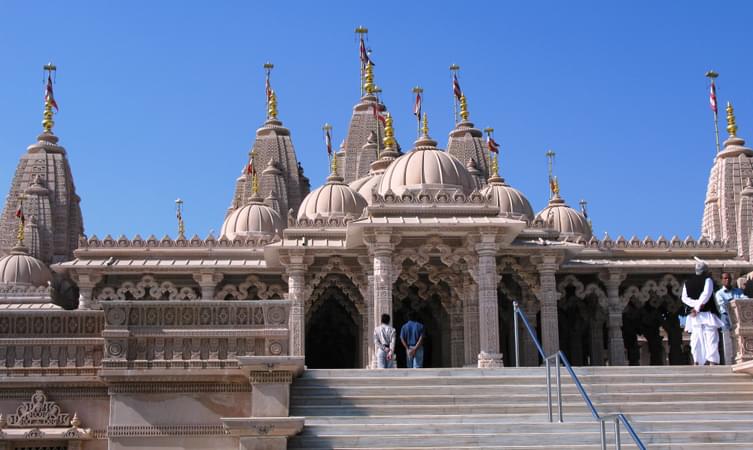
left=305, top=286, right=361, bottom=369
left=393, top=290, right=450, bottom=368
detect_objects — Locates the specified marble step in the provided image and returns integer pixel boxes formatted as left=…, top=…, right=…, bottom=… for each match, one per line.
left=289, top=445, right=753, bottom=450
left=291, top=390, right=753, bottom=406
left=298, top=419, right=753, bottom=435
left=303, top=411, right=753, bottom=425
left=288, top=429, right=753, bottom=448
left=300, top=366, right=736, bottom=377
left=292, top=381, right=753, bottom=396
left=292, top=399, right=753, bottom=416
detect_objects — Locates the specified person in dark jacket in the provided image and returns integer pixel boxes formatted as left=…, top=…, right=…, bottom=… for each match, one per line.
left=682, top=258, right=724, bottom=365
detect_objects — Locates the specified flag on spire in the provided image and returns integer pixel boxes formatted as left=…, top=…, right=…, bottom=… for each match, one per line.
left=709, top=79, right=718, bottom=114
left=265, top=74, right=273, bottom=102
left=325, top=127, right=333, bottom=156
left=413, top=90, right=422, bottom=120
left=372, top=103, right=386, bottom=124
left=45, top=74, right=58, bottom=111
left=15, top=204, right=24, bottom=225
left=452, top=73, right=462, bottom=101
left=487, top=136, right=500, bottom=153
left=246, top=161, right=254, bottom=176
left=359, top=36, right=374, bottom=68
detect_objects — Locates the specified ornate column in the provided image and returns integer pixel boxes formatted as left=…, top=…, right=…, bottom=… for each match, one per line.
left=462, top=279, right=480, bottom=366
left=601, top=270, right=627, bottom=366
left=366, top=230, right=400, bottom=347
left=192, top=271, right=223, bottom=300
left=590, top=312, right=606, bottom=366
left=533, top=254, right=560, bottom=356
left=74, top=272, right=102, bottom=310
left=521, top=292, right=540, bottom=366
left=358, top=256, right=375, bottom=368
left=281, top=251, right=311, bottom=358
left=450, top=301, right=464, bottom=367
left=476, top=234, right=503, bottom=367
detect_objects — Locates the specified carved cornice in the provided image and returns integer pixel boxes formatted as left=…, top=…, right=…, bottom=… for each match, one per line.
left=107, top=424, right=229, bottom=437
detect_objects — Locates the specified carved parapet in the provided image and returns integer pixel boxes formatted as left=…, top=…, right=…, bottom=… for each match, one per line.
left=78, top=233, right=277, bottom=251
left=574, top=234, right=729, bottom=251
left=730, top=298, right=753, bottom=364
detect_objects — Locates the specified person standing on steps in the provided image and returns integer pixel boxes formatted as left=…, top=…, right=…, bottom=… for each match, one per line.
left=682, top=258, right=724, bottom=365
left=400, top=311, right=425, bottom=368
left=374, top=313, right=396, bottom=369
left=714, top=272, right=747, bottom=364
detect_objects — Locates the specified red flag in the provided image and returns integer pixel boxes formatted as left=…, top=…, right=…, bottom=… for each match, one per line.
left=45, top=74, right=59, bottom=111
left=265, top=75, right=272, bottom=102
left=709, top=80, right=718, bottom=114
left=372, top=103, right=386, bottom=124
left=487, top=136, right=500, bottom=153
left=325, top=128, right=332, bottom=156
left=15, top=205, right=24, bottom=225
left=246, top=161, right=254, bottom=176
left=359, top=37, right=374, bottom=68
left=453, top=73, right=462, bottom=101
left=413, top=91, right=422, bottom=119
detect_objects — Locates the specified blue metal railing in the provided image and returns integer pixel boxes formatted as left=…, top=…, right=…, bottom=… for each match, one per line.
left=512, top=301, right=646, bottom=450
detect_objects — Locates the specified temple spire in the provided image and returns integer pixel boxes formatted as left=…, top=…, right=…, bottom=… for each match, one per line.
left=727, top=101, right=738, bottom=137
left=363, top=61, right=375, bottom=95
left=546, top=150, right=559, bottom=199
left=264, top=62, right=276, bottom=120
left=175, top=198, right=185, bottom=238
left=383, top=113, right=395, bottom=149
left=42, top=63, right=58, bottom=134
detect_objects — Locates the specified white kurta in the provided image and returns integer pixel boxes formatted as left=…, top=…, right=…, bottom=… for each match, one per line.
left=682, top=277, right=724, bottom=365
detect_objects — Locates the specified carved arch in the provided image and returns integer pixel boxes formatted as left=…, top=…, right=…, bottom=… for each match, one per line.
left=214, top=275, right=284, bottom=300
left=96, top=275, right=198, bottom=301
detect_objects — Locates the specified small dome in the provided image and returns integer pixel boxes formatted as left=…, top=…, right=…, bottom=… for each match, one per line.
left=535, top=195, right=592, bottom=238
left=377, top=135, right=474, bottom=196
left=482, top=176, right=534, bottom=221
left=221, top=196, right=283, bottom=240
left=349, top=173, right=384, bottom=205
left=298, top=173, right=368, bottom=221
left=0, top=246, right=52, bottom=287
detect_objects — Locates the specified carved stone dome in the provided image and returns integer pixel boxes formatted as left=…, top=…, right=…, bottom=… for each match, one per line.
left=349, top=173, right=384, bottom=205
left=482, top=176, right=534, bottom=221
left=0, top=245, right=52, bottom=287
left=221, top=196, right=283, bottom=240
left=535, top=195, right=592, bottom=239
left=377, top=135, right=474, bottom=196
left=298, top=173, right=368, bottom=221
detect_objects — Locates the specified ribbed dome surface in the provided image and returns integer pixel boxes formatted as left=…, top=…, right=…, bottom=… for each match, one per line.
left=349, top=173, right=384, bottom=205
left=377, top=137, right=474, bottom=196
left=298, top=174, right=368, bottom=221
left=482, top=177, right=534, bottom=221
left=535, top=196, right=592, bottom=238
left=0, top=246, right=52, bottom=287
left=221, top=198, right=283, bottom=240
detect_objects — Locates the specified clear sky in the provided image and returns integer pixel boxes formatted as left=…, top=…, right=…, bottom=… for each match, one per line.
left=1, top=1, right=752, bottom=240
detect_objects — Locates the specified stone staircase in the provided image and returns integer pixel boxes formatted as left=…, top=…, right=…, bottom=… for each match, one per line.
left=288, top=366, right=753, bottom=449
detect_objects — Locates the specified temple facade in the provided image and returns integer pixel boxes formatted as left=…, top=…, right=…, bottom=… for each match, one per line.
left=1, top=43, right=753, bottom=449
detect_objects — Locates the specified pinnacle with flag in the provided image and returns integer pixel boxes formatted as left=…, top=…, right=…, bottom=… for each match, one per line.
left=709, top=79, right=718, bottom=114
left=487, top=136, right=500, bottom=154
left=45, top=74, right=59, bottom=111
left=325, top=127, right=333, bottom=157
left=453, top=73, right=462, bottom=101
left=359, top=36, right=374, bottom=69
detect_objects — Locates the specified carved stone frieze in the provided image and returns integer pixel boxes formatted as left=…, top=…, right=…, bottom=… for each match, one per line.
left=96, top=275, right=199, bottom=301
left=214, top=275, right=284, bottom=300
left=6, top=390, right=71, bottom=427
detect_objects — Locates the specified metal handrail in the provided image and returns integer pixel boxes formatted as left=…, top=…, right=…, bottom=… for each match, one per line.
left=512, top=301, right=646, bottom=450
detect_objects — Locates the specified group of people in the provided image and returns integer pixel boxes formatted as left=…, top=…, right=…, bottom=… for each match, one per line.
left=374, top=260, right=744, bottom=369
left=373, top=311, right=425, bottom=369
left=682, top=259, right=746, bottom=365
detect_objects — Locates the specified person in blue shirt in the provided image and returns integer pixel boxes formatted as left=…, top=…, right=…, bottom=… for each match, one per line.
left=400, top=311, right=425, bottom=368
left=715, top=272, right=747, bottom=364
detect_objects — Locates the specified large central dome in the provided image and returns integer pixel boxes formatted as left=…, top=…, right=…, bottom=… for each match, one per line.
left=377, top=134, right=474, bottom=197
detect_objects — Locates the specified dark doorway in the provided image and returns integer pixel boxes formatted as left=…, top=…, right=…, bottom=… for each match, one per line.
left=305, top=288, right=359, bottom=369
left=393, top=294, right=449, bottom=368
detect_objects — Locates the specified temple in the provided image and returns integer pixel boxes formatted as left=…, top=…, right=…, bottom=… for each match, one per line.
left=2, top=36, right=753, bottom=450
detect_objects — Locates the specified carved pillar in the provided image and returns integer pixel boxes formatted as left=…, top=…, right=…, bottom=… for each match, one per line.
left=602, top=270, right=627, bottom=366
left=193, top=271, right=223, bottom=300
left=282, top=251, right=311, bottom=358
left=476, top=234, right=503, bottom=367
left=521, top=292, right=540, bottom=366
left=534, top=255, right=560, bottom=356
left=450, top=301, right=464, bottom=367
left=366, top=231, right=400, bottom=351
left=75, top=272, right=102, bottom=310
left=358, top=256, right=375, bottom=368
left=463, top=280, right=480, bottom=366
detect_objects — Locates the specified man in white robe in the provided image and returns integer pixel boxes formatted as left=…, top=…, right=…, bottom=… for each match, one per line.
left=682, top=259, right=724, bottom=365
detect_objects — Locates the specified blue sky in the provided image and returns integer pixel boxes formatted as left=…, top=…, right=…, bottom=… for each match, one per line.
left=1, top=1, right=752, bottom=240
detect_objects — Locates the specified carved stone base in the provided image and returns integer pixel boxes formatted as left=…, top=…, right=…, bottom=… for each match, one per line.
left=477, top=351, right=504, bottom=368
left=223, top=417, right=304, bottom=450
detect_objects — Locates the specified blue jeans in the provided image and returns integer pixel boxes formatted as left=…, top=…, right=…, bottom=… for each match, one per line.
left=406, top=346, right=424, bottom=368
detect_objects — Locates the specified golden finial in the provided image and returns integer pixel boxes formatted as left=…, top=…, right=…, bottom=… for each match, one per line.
left=267, top=90, right=278, bottom=120
left=383, top=112, right=395, bottom=148
left=491, top=153, right=499, bottom=177
left=460, top=94, right=469, bottom=121
left=421, top=113, right=429, bottom=136
left=331, top=152, right=338, bottom=174
left=363, top=62, right=375, bottom=94
left=250, top=149, right=259, bottom=194
left=175, top=198, right=185, bottom=238
left=42, top=63, right=57, bottom=133
left=727, top=101, right=738, bottom=137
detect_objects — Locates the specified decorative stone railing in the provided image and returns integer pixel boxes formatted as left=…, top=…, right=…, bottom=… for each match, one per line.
left=101, top=300, right=291, bottom=371
left=731, top=298, right=753, bottom=365
left=77, top=233, right=278, bottom=250
left=560, top=234, right=729, bottom=250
